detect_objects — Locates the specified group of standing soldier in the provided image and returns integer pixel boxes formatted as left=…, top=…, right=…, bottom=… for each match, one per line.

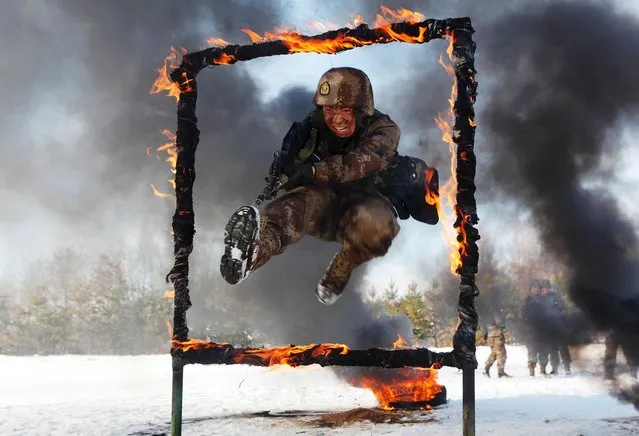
left=483, top=279, right=571, bottom=378
left=483, top=278, right=637, bottom=380
left=522, top=279, right=572, bottom=376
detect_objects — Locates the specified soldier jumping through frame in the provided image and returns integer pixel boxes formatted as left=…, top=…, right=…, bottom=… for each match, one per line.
left=220, top=67, right=439, bottom=305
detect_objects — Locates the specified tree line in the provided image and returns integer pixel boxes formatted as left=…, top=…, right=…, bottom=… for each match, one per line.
left=0, top=238, right=569, bottom=355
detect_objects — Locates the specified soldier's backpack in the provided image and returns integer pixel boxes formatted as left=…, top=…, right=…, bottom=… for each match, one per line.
left=372, top=153, right=440, bottom=225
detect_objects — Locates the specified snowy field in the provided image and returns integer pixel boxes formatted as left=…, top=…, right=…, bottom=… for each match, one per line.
left=1, top=345, right=638, bottom=435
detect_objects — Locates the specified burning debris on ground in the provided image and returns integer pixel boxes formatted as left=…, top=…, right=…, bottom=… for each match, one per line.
left=340, top=367, right=447, bottom=410
left=307, top=407, right=437, bottom=428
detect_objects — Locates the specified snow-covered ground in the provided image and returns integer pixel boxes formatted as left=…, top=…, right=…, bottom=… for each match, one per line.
left=1, top=345, right=637, bottom=435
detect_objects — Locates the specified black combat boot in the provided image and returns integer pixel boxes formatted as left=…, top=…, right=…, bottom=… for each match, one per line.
left=549, top=367, right=558, bottom=376
left=498, top=371, right=512, bottom=378
left=483, top=367, right=491, bottom=378
left=220, top=206, right=261, bottom=285
left=564, top=363, right=571, bottom=376
left=528, top=362, right=535, bottom=377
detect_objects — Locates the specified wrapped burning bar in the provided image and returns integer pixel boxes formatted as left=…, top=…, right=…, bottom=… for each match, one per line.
left=166, top=14, right=479, bottom=371
left=448, top=21, right=480, bottom=436
left=171, top=340, right=459, bottom=369
left=449, top=23, right=480, bottom=372
left=174, top=18, right=472, bottom=73
left=165, top=69, right=198, bottom=343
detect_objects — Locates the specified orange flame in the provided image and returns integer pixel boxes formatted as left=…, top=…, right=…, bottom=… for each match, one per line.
left=431, top=32, right=468, bottom=274
left=348, top=367, right=443, bottom=410
left=164, top=290, right=175, bottom=298
left=345, top=334, right=443, bottom=410
left=166, top=320, right=173, bottom=338
left=151, top=184, right=174, bottom=200
left=392, top=334, right=410, bottom=349
left=150, top=46, right=193, bottom=101
left=148, top=129, right=177, bottom=200
left=206, top=37, right=231, bottom=47
left=378, top=6, right=425, bottom=24
left=234, top=7, right=428, bottom=54
left=173, top=339, right=349, bottom=366
left=202, top=38, right=238, bottom=64
left=424, top=167, right=438, bottom=206
left=215, top=52, right=237, bottom=64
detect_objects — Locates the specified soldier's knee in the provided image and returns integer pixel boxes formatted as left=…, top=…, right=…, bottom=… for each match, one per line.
left=341, top=200, right=399, bottom=256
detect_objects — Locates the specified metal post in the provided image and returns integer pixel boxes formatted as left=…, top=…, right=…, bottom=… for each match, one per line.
left=171, top=362, right=184, bottom=436
left=463, top=368, right=476, bottom=436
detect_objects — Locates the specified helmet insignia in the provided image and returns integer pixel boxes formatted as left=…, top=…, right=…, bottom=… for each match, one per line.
left=319, top=81, right=330, bottom=96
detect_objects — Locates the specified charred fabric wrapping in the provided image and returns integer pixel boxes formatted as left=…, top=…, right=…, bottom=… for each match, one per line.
left=165, top=18, right=479, bottom=369
left=165, top=69, right=199, bottom=342
left=449, top=25, right=480, bottom=370
left=177, top=18, right=472, bottom=71
left=171, top=343, right=457, bottom=368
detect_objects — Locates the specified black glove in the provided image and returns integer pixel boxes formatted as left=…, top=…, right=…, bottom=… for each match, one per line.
left=279, top=163, right=315, bottom=191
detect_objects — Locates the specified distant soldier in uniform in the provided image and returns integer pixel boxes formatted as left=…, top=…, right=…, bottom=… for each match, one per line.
left=483, top=315, right=511, bottom=378
left=604, top=328, right=638, bottom=380
left=539, top=280, right=572, bottom=375
left=523, top=280, right=549, bottom=376
left=220, top=67, right=438, bottom=305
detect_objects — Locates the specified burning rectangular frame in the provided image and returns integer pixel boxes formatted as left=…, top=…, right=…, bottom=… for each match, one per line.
left=165, top=16, right=479, bottom=436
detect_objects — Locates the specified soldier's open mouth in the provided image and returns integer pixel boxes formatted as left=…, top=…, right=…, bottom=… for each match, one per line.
left=333, top=125, right=352, bottom=136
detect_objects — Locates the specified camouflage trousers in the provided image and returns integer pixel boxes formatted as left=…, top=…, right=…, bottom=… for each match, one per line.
left=485, top=338, right=507, bottom=373
left=253, top=184, right=400, bottom=292
left=527, top=343, right=549, bottom=368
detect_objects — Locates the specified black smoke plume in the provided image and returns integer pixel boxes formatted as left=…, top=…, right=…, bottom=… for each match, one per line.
left=478, top=0, right=639, bottom=404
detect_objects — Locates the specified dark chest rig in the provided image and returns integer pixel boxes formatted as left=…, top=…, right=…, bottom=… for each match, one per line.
left=292, top=110, right=440, bottom=225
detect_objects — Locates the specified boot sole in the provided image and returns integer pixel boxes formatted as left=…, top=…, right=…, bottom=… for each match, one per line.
left=220, top=206, right=260, bottom=285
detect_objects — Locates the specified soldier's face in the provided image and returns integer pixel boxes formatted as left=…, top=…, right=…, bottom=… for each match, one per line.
left=323, top=106, right=356, bottom=138
left=530, top=287, right=539, bottom=295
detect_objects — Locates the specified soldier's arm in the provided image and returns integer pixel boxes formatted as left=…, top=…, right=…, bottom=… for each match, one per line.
left=312, top=116, right=400, bottom=184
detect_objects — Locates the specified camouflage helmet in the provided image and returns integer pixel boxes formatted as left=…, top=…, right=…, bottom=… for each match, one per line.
left=312, top=67, right=375, bottom=116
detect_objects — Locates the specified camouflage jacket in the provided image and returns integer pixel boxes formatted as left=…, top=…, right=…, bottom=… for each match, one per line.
left=486, top=324, right=506, bottom=341
left=296, top=109, right=400, bottom=194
